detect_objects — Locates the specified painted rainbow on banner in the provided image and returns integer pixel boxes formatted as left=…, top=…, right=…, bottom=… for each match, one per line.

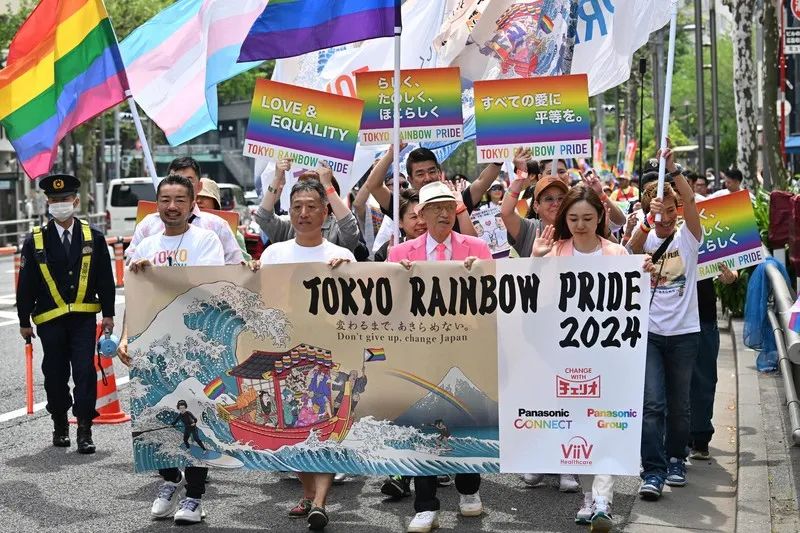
left=244, top=79, right=363, bottom=164
left=357, top=67, right=463, bottom=132
left=204, top=377, right=225, bottom=400
left=0, top=0, right=128, bottom=178
left=473, top=74, right=591, bottom=147
left=697, top=190, right=764, bottom=278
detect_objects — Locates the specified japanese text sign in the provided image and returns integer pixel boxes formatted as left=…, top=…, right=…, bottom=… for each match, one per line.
left=243, top=79, right=364, bottom=177
left=356, top=67, right=464, bottom=145
left=696, top=190, right=765, bottom=280
left=473, top=74, right=591, bottom=163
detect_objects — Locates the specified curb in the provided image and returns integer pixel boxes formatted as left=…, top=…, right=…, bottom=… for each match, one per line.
left=731, top=318, right=771, bottom=532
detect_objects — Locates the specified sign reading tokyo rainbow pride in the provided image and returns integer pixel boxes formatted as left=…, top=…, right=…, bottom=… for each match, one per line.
left=126, top=257, right=648, bottom=476
left=473, top=74, right=591, bottom=163
left=696, top=190, right=765, bottom=280
left=355, top=67, right=464, bottom=145
left=243, top=79, right=364, bottom=177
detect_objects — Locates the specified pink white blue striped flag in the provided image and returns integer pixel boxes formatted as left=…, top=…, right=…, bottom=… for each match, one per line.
left=120, top=0, right=268, bottom=146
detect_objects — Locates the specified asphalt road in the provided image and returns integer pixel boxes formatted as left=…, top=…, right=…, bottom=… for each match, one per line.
left=0, top=254, right=643, bottom=531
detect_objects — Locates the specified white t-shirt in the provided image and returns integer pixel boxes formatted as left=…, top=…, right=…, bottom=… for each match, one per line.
left=573, top=247, right=603, bottom=257
left=644, top=223, right=702, bottom=336
left=127, top=225, right=224, bottom=267
left=260, top=239, right=356, bottom=266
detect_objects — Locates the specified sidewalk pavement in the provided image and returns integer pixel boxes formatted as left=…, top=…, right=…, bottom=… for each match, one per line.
left=623, top=319, right=737, bottom=532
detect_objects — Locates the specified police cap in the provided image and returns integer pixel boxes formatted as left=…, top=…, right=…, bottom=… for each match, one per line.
left=39, top=174, right=80, bottom=199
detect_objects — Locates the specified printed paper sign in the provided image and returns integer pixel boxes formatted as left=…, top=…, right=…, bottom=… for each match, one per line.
left=356, top=67, right=464, bottom=145
left=473, top=74, right=591, bottom=163
left=696, top=190, right=764, bottom=280
left=470, top=205, right=511, bottom=258
left=243, top=79, right=364, bottom=177
left=498, top=256, right=649, bottom=475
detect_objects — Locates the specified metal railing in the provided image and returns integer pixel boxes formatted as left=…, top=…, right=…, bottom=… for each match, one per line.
left=764, top=250, right=800, bottom=445
left=0, top=213, right=108, bottom=247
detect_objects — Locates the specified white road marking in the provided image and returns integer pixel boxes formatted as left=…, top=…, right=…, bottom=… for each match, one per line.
left=0, top=294, right=126, bottom=327
left=0, top=311, right=18, bottom=320
left=0, top=375, right=130, bottom=424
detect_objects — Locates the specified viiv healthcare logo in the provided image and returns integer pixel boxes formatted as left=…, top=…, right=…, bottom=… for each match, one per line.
left=556, top=367, right=600, bottom=398
left=560, top=436, right=593, bottom=466
left=513, top=408, right=572, bottom=430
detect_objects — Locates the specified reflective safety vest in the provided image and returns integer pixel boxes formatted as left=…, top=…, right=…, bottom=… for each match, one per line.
left=31, top=221, right=101, bottom=325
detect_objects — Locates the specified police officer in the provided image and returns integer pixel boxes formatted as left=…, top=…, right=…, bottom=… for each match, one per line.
left=16, top=174, right=116, bottom=454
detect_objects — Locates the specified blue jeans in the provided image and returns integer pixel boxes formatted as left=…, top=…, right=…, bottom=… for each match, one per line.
left=641, top=332, right=699, bottom=478
left=690, top=321, right=720, bottom=448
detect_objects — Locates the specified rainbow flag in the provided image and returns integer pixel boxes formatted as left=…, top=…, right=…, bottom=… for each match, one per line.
left=364, top=348, right=386, bottom=362
left=203, top=377, right=225, bottom=400
left=539, top=14, right=554, bottom=34
left=0, top=0, right=128, bottom=179
left=238, top=0, right=401, bottom=62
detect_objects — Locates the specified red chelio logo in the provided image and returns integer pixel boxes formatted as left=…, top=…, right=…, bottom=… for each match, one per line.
left=556, top=371, right=601, bottom=398
left=560, top=436, right=593, bottom=466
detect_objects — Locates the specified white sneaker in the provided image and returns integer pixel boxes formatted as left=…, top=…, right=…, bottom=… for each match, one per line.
left=523, top=473, right=546, bottom=487
left=333, top=472, right=348, bottom=484
left=407, top=510, right=439, bottom=532
left=559, top=474, right=580, bottom=493
left=174, top=497, right=205, bottom=525
left=591, top=496, right=613, bottom=533
left=150, top=480, right=183, bottom=519
left=574, top=491, right=593, bottom=524
left=458, top=492, right=483, bottom=517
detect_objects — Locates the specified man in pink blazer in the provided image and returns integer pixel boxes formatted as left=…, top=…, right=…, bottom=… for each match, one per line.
left=387, top=181, right=491, bottom=533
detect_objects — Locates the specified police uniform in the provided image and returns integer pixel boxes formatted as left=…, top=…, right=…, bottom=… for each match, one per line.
left=16, top=174, right=115, bottom=453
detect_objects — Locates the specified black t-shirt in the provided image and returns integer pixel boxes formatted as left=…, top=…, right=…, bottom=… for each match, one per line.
left=381, top=187, right=475, bottom=233
left=696, top=278, right=717, bottom=323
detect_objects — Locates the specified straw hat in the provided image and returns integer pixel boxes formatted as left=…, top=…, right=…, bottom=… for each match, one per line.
left=198, top=178, right=221, bottom=209
left=414, top=181, right=457, bottom=214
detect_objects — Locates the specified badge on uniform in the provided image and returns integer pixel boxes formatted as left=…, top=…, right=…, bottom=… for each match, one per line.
left=53, top=179, right=64, bottom=190
left=82, top=246, right=92, bottom=254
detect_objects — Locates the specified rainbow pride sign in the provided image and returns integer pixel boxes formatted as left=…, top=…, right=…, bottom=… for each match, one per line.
left=243, top=79, right=364, bottom=177
left=355, top=67, right=463, bottom=145
left=697, top=190, right=764, bottom=279
left=473, top=74, right=591, bottom=163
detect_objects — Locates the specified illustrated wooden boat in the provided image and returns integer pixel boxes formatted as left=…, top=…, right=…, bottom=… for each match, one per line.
left=218, top=344, right=355, bottom=451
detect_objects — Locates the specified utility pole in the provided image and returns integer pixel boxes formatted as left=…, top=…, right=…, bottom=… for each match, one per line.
left=113, top=108, right=121, bottom=180
left=694, top=0, right=706, bottom=174
left=709, top=0, right=721, bottom=184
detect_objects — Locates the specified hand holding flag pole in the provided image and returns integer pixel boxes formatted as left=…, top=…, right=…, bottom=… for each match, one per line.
left=655, top=0, right=679, bottom=222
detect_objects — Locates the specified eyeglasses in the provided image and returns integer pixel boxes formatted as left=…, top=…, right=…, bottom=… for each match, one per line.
left=425, top=203, right=456, bottom=214
left=540, top=195, right=565, bottom=204
left=490, top=186, right=504, bottom=191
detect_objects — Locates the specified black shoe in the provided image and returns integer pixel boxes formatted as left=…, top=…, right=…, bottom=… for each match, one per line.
left=52, top=413, right=70, bottom=447
left=307, top=506, right=329, bottom=530
left=380, top=476, right=411, bottom=499
left=76, top=419, right=96, bottom=454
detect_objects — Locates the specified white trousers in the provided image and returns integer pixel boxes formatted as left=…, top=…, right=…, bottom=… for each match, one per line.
left=579, top=474, right=615, bottom=503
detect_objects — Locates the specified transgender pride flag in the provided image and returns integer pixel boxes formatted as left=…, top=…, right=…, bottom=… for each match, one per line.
left=120, top=0, right=267, bottom=146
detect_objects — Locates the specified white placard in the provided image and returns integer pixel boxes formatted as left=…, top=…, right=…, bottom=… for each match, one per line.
left=497, top=256, right=650, bottom=475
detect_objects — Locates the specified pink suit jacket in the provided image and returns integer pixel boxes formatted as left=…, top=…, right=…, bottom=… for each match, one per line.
left=387, top=232, right=493, bottom=262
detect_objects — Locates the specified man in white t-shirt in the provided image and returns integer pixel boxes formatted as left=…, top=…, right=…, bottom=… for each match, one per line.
left=627, top=149, right=703, bottom=501
left=120, top=175, right=224, bottom=526
left=260, top=174, right=354, bottom=532
left=126, top=157, right=243, bottom=265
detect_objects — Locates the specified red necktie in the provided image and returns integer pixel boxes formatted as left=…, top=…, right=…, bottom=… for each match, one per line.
left=435, top=242, right=446, bottom=261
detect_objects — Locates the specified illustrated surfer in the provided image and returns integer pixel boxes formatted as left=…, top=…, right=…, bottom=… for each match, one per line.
left=424, top=419, right=453, bottom=450
left=171, top=400, right=207, bottom=452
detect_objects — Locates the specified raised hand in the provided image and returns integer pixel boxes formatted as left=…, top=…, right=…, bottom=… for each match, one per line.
left=532, top=224, right=556, bottom=257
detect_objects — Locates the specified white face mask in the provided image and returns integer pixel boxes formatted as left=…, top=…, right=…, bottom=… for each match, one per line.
left=48, top=201, right=75, bottom=222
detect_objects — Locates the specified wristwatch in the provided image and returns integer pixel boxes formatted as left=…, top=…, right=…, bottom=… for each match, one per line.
left=267, top=184, right=279, bottom=194
left=668, top=164, right=683, bottom=178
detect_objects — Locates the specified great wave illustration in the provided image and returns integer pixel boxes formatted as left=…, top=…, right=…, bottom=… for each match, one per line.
left=129, top=281, right=499, bottom=475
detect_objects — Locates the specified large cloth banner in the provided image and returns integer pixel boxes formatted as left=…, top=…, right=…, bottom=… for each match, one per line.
left=498, top=256, right=649, bottom=475
left=127, top=257, right=648, bottom=475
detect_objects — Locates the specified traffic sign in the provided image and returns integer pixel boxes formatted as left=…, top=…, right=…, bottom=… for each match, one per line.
left=786, top=27, right=800, bottom=54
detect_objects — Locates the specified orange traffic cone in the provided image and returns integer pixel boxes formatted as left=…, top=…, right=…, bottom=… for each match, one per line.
left=71, top=323, right=131, bottom=425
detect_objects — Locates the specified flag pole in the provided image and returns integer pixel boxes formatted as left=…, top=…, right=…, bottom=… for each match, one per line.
left=655, top=1, right=678, bottom=221
left=124, top=90, right=159, bottom=186
left=392, top=23, right=402, bottom=244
